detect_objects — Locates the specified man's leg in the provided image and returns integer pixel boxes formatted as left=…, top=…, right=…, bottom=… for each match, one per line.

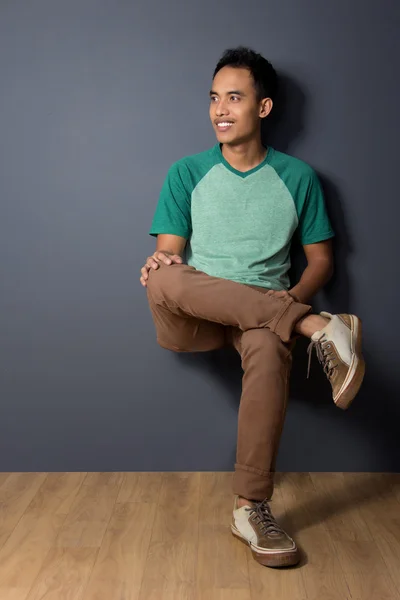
left=147, top=262, right=365, bottom=410
left=146, top=262, right=312, bottom=342
left=228, top=326, right=292, bottom=503
left=228, top=324, right=300, bottom=567
left=146, top=275, right=227, bottom=353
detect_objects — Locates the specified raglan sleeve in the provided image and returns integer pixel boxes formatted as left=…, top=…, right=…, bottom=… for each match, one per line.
left=296, top=168, right=335, bottom=245
left=149, top=160, right=192, bottom=239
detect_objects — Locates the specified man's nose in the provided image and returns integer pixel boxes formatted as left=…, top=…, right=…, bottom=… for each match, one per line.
left=215, top=99, right=229, bottom=115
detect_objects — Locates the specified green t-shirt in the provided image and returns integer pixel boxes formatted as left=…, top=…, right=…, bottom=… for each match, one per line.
left=149, top=143, right=334, bottom=290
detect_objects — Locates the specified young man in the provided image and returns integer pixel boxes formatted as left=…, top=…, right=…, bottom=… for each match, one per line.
left=140, top=46, right=365, bottom=568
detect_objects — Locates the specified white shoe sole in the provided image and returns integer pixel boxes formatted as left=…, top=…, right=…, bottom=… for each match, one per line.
left=231, top=523, right=299, bottom=567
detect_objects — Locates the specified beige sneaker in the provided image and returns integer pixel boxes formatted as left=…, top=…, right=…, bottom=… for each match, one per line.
left=307, top=312, right=365, bottom=409
left=231, top=495, right=299, bottom=567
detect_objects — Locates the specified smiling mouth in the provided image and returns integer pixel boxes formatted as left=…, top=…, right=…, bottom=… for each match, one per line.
left=216, top=122, right=234, bottom=130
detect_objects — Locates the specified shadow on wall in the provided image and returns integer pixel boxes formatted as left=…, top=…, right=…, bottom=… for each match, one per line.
left=175, top=72, right=400, bottom=473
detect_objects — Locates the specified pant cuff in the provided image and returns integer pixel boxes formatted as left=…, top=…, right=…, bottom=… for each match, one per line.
left=232, top=463, right=274, bottom=501
left=270, top=298, right=312, bottom=342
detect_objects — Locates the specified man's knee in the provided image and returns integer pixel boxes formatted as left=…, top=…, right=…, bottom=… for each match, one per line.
left=240, top=328, right=291, bottom=367
left=146, top=262, right=185, bottom=301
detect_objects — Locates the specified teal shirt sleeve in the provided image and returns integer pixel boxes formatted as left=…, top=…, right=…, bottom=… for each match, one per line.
left=149, top=161, right=192, bottom=239
left=296, top=169, right=335, bottom=245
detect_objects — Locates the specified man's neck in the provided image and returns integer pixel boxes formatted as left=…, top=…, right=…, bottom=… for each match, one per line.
left=221, top=139, right=267, bottom=172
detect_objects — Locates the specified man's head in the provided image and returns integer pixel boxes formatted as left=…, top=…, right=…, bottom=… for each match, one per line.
left=209, top=46, right=278, bottom=146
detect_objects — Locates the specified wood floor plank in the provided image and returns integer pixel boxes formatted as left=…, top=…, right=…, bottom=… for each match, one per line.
left=196, top=472, right=250, bottom=598
left=353, top=476, right=400, bottom=594
left=196, top=471, right=233, bottom=499
left=280, top=477, right=351, bottom=600
left=361, top=516, right=400, bottom=595
left=138, top=472, right=200, bottom=600
left=55, top=472, right=124, bottom=548
left=342, top=473, right=400, bottom=502
left=309, top=472, right=373, bottom=542
left=151, top=472, right=200, bottom=543
left=81, top=472, right=124, bottom=491
left=0, top=473, right=48, bottom=548
left=0, top=474, right=11, bottom=486
left=25, top=473, right=87, bottom=517
left=117, top=472, right=163, bottom=503
left=390, top=474, right=400, bottom=504
left=278, top=472, right=316, bottom=495
left=332, top=539, right=399, bottom=600
left=198, top=590, right=251, bottom=600
left=0, top=512, right=66, bottom=600
left=344, top=473, right=400, bottom=518
left=25, top=547, right=98, bottom=600
left=82, top=502, right=157, bottom=600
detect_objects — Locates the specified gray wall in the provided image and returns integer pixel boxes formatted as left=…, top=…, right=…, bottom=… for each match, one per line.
left=1, top=0, right=399, bottom=472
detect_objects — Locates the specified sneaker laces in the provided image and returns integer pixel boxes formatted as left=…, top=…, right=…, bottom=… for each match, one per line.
left=245, top=498, right=285, bottom=536
left=307, top=333, right=337, bottom=379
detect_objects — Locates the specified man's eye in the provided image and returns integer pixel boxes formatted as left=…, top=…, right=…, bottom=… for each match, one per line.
left=210, top=95, right=239, bottom=102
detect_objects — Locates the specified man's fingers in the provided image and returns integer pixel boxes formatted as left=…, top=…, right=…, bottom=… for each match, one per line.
left=146, top=257, right=160, bottom=269
left=267, top=290, right=289, bottom=298
left=155, top=252, right=173, bottom=265
left=140, top=253, right=183, bottom=287
left=154, top=252, right=183, bottom=265
left=140, top=266, right=150, bottom=278
left=140, top=263, right=156, bottom=284
left=152, top=252, right=169, bottom=264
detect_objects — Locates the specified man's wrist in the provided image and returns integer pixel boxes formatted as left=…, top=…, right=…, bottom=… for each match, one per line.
left=288, top=287, right=310, bottom=304
left=288, top=290, right=301, bottom=303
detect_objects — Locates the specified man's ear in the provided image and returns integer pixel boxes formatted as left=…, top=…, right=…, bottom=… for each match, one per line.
left=259, top=98, right=273, bottom=119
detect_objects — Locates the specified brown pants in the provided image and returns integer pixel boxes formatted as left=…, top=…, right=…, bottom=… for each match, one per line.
left=146, top=262, right=312, bottom=501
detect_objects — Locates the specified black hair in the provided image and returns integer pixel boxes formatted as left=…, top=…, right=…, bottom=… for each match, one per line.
left=212, top=46, right=278, bottom=104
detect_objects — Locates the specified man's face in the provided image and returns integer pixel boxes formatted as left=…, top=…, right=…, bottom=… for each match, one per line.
left=209, top=66, right=271, bottom=145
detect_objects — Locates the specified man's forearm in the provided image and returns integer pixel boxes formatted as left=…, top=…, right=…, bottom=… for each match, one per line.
left=289, top=260, right=333, bottom=304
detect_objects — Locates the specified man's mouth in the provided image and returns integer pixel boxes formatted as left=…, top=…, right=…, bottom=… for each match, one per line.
left=216, top=122, right=234, bottom=131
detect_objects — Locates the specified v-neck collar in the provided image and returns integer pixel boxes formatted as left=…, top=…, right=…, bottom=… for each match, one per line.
left=215, top=143, right=272, bottom=178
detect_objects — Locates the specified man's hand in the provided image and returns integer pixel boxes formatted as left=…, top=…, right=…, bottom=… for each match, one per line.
left=266, top=289, right=301, bottom=302
left=140, top=251, right=183, bottom=287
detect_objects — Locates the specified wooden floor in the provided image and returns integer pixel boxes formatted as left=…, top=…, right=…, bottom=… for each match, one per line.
left=0, top=472, right=399, bottom=600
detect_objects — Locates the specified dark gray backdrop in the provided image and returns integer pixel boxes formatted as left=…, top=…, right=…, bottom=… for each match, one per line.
left=1, top=0, right=399, bottom=472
